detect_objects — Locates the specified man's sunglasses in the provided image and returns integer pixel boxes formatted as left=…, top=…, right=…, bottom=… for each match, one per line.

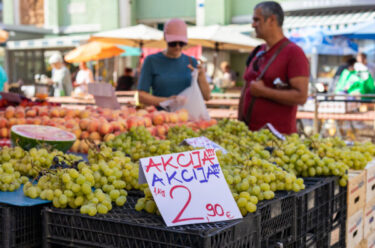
left=168, top=41, right=187, bottom=47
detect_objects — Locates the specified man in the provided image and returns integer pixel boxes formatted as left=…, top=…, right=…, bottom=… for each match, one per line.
left=116, top=67, right=135, bottom=91
left=355, top=52, right=375, bottom=78
left=48, top=53, right=73, bottom=96
left=238, top=1, right=309, bottom=134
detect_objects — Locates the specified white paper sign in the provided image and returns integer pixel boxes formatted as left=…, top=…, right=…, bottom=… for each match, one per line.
left=139, top=149, right=242, bottom=226
left=182, top=136, right=227, bottom=154
left=265, top=123, right=285, bottom=140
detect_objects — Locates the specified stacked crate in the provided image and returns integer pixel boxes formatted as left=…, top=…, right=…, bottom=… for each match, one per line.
left=360, top=162, right=375, bottom=248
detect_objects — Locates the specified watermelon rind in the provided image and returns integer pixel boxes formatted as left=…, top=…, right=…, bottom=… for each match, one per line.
left=10, top=125, right=76, bottom=152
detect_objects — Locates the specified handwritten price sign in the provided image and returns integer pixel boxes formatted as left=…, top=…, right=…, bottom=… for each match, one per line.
left=182, top=136, right=227, bottom=154
left=139, top=149, right=242, bottom=226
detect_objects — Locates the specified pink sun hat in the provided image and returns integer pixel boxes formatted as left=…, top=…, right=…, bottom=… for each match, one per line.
left=164, top=18, right=188, bottom=43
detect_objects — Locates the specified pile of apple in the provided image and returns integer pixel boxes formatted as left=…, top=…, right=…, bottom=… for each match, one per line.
left=0, top=105, right=216, bottom=153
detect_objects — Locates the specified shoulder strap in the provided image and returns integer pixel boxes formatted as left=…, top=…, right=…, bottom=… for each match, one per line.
left=246, top=45, right=263, bottom=67
left=256, top=39, right=290, bottom=80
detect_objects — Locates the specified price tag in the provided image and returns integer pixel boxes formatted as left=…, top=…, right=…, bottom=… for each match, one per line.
left=88, top=83, right=120, bottom=110
left=182, top=136, right=227, bottom=154
left=139, top=149, right=242, bottom=226
left=265, top=123, right=285, bottom=141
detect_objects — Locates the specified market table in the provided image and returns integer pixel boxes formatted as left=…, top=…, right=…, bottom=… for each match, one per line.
left=46, top=96, right=136, bottom=105
left=115, top=91, right=136, bottom=97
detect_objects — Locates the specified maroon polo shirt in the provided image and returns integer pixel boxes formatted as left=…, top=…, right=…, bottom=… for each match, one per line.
left=242, top=37, right=309, bottom=134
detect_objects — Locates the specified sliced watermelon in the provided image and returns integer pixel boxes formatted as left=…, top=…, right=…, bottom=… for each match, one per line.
left=10, top=125, right=76, bottom=152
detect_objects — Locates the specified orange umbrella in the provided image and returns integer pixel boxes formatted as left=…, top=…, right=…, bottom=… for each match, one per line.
left=0, top=30, right=9, bottom=43
left=64, top=41, right=124, bottom=63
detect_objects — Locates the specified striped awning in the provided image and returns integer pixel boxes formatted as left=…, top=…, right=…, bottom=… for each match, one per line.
left=284, top=10, right=375, bottom=31
left=6, top=35, right=90, bottom=50
left=232, top=9, right=375, bottom=33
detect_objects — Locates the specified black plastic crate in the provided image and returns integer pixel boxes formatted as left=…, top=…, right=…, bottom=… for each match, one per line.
left=0, top=203, right=47, bottom=248
left=293, top=177, right=333, bottom=248
left=329, top=178, right=347, bottom=248
left=259, top=191, right=296, bottom=248
left=43, top=196, right=260, bottom=248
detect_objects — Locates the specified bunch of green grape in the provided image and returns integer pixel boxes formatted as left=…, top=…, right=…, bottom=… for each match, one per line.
left=306, top=135, right=373, bottom=171
left=106, top=126, right=172, bottom=161
left=135, top=187, right=160, bottom=215
left=88, top=144, right=146, bottom=192
left=0, top=161, right=29, bottom=191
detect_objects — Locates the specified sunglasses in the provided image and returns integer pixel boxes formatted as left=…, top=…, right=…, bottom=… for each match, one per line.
left=252, top=50, right=266, bottom=72
left=168, top=41, right=187, bottom=47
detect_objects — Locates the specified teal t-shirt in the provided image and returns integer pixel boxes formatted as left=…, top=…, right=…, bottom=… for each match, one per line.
left=0, top=66, right=8, bottom=92
left=138, top=52, right=197, bottom=97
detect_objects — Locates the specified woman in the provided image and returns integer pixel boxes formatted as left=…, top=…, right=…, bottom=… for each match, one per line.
left=73, top=62, right=94, bottom=94
left=137, top=18, right=210, bottom=108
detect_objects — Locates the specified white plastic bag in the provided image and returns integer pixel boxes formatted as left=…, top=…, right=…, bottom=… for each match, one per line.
left=160, top=69, right=210, bottom=121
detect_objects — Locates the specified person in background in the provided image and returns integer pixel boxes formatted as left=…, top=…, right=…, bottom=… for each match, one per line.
left=0, top=65, right=8, bottom=92
left=238, top=1, right=309, bottom=134
left=355, top=52, right=375, bottom=78
left=330, top=57, right=356, bottom=93
left=214, top=61, right=237, bottom=89
left=116, top=67, right=135, bottom=91
left=48, top=53, right=73, bottom=96
left=73, top=62, right=94, bottom=95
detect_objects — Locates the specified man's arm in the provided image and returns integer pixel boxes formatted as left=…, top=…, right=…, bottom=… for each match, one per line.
left=250, top=76, right=309, bottom=105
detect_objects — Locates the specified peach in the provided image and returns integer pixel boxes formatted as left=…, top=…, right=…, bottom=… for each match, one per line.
left=177, top=109, right=189, bottom=122
left=0, top=117, right=8, bottom=128
left=147, top=126, right=157, bottom=136
left=127, top=117, right=139, bottom=129
left=26, top=109, right=37, bottom=118
left=49, top=107, right=60, bottom=118
left=8, top=118, right=17, bottom=127
left=156, top=125, right=166, bottom=137
left=89, top=131, right=101, bottom=141
left=59, top=108, right=67, bottom=118
left=152, top=113, right=164, bottom=125
left=103, top=133, right=115, bottom=142
left=79, top=110, right=90, bottom=119
left=87, top=120, right=99, bottom=133
left=70, top=140, right=80, bottom=153
left=144, top=116, right=152, bottom=127
left=16, top=118, right=26, bottom=125
left=4, top=106, right=15, bottom=119
left=169, top=113, right=178, bottom=123
left=79, top=118, right=90, bottom=130
left=146, top=105, right=157, bottom=113
left=0, top=127, right=8, bottom=138
left=72, top=128, right=82, bottom=139
left=99, top=122, right=113, bottom=136
left=79, top=140, right=89, bottom=153
left=136, top=109, right=148, bottom=116
left=33, top=118, right=42, bottom=125
left=80, top=131, right=90, bottom=139
left=65, top=109, right=76, bottom=118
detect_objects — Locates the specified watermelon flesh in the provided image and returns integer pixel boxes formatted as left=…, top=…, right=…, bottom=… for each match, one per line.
left=11, top=125, right=76, bottom=152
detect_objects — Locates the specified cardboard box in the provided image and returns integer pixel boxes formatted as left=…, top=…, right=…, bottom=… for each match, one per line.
left=347, top=209, right=364, bottom=248
left=361, top=231, right=375, bottom=248
left=366, top=161, right=375, bottom=204
left=364, top=198, right=375, bottom=238
left=348, top=170, right=366, bottom=217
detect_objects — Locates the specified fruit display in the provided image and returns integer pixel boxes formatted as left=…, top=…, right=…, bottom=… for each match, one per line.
left=0, top=118, right=374, bottom=218
left=0, top=97, right=59, bottom=109
left=0, top=105, right=216, bottom=153
left=10, top=125, right=76, bottom=152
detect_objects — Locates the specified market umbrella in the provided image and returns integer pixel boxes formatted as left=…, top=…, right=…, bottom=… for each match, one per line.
left=89, top=24, right=164, bottom=49
left=0, top=30, right=9, bottom=43
left=187, top=25, right=262, bottom=77
left=328, top=20, right=375, bottom=39
left=64, top=41, right=124, bottom=63
left=64, top=41, right=124, bottom=80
